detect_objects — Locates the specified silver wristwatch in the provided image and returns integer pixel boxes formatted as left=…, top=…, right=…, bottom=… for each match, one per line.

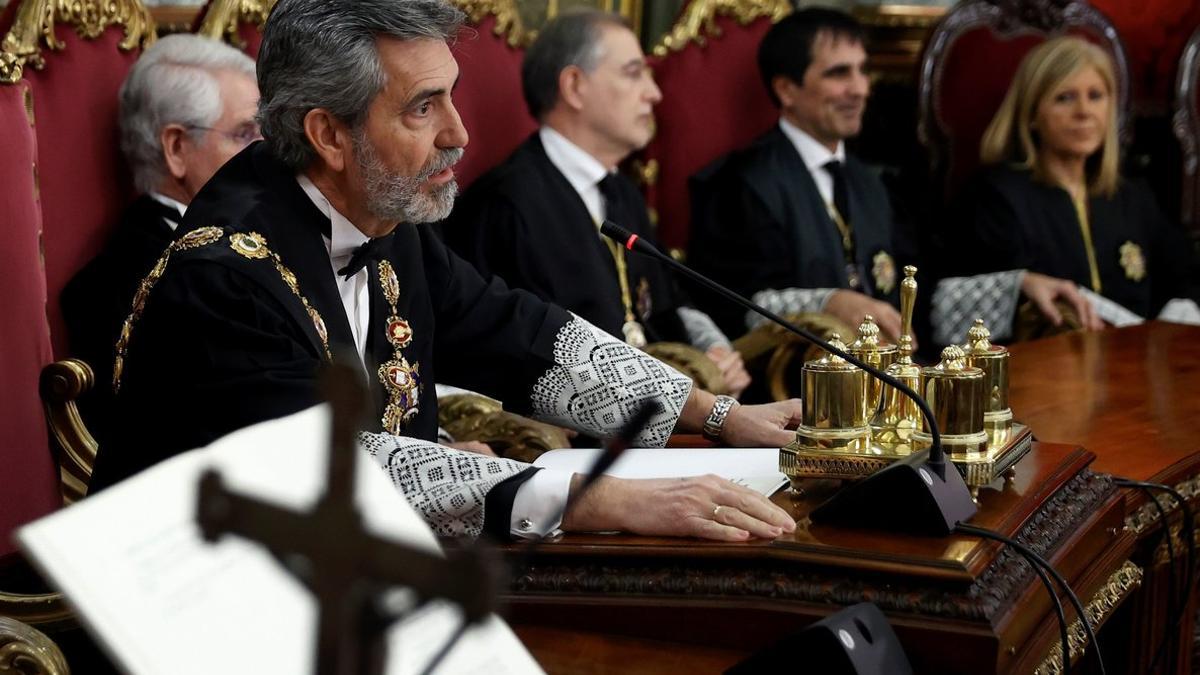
left=701, top=395, right=738, bottom=442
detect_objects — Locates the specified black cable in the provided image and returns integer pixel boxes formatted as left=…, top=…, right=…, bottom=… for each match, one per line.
left=956, top=523, right=1106, bottom=675
left=418, top=620, right=469, bottom=675
left=1138, top=485, right=1178, bottom=672
left=1113, top=478, right=1195, bottom=672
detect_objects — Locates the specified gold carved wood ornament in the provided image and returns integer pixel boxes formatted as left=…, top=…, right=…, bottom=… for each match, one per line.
left=0, top=0, right=156, bottom=83
left=452, top=0, right=530, bottom=48
left=652, top=0, right=791, bottom=57
left=196, top=0, right=276, bottom=50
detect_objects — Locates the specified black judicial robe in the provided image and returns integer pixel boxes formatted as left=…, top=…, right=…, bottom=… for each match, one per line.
left=89, top=141, right=570, bottom=496
left=442, top=134, right=688, bottom=344
left=948, top=166, right=1200, bottom=319
left=688, top=126, right=901, bottom=337
left=62, top=195, right=179, bottom=447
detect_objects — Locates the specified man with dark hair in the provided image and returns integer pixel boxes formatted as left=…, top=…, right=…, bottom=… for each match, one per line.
left=443, top=9, right=750, bottom=398
left=689, top=8, right=1098, bottom=345
left=93, top=0, right=798, bottom=543
left=688, top=8, right=905, bottom=340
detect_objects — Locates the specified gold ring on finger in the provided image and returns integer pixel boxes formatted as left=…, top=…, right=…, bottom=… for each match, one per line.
left=713, top=505, right=723, bottom=521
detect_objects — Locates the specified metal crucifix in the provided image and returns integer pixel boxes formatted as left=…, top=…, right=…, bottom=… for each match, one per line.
left=195, top=359, right=496, bottom=675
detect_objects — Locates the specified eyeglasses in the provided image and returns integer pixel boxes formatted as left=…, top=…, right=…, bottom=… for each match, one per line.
left=187, top=123, right=262, bottom=147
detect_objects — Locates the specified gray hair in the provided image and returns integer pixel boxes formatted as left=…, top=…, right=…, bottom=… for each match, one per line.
left=257, top=0, right=465, bottom=171
left=522, top=9, right=628, bottom=121
left=119, top=34, right=256, bottom=194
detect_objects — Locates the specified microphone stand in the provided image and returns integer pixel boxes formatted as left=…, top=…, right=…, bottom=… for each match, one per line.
left=600, top=220, right=977, bottom=535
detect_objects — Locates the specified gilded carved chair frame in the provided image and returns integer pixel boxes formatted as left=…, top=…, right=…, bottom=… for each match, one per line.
left=1173, top=24, right=1200, bottom=238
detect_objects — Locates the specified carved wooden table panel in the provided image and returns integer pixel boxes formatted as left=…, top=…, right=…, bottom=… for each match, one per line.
left=503, top=444, right=1136, bottom=674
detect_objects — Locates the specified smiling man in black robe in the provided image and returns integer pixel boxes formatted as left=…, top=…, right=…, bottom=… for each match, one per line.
left=91, top=0, right=799, bottom=543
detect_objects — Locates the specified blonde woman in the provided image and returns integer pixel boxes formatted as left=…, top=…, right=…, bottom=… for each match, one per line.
left=950, top=36, right=1199, bottom=325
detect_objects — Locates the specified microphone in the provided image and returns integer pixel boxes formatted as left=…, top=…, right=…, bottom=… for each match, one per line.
left=600, top=220, right=977, bottom=535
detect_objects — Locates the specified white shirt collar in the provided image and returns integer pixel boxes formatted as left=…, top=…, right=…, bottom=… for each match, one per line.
left=147, top=191, right=187, bottom=232
left=294, top=174, right=370, bottom=260
left=539, top=126, right=612, bottom=224
left=778, top=117, right=846, bottom=172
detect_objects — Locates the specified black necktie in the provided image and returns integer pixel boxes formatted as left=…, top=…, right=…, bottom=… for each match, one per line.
left=338, top=234, right=393, bottom=278
left=823, top=160, right=852, bottom=230
left=598, top=173, right=625, bottom=226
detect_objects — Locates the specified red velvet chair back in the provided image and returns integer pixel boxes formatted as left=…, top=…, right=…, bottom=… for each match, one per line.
left=0, top=79, right=60, bottom=556
left=0, top=0, right=154, bottom=359
left=1174, top=24, right=1200, bottom=238
left=638, top=0, right=792, bottom=252
left=194, top=0, right=273, bottom=58
left=450, top=9, right=537, bottom=190
left=917, top=0, right=1131, bottom=203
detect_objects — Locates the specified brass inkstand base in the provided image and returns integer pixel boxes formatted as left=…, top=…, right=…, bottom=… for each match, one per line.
left=781, top=423, right=1034, bottom=501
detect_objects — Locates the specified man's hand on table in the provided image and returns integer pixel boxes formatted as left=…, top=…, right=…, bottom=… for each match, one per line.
left=562, top=473, right=796, bottom=542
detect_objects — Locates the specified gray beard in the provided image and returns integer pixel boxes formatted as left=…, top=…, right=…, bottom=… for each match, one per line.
left=354, top=132, right=463, bottom=224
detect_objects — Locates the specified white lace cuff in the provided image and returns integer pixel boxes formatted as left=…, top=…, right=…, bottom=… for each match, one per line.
left=1157, top=298, right=1200, bottom=325
left=676, top=306, right=731, bottom=351
left=359, top=432, right=529, bottom=537
left=746, top=288, right=836, bottom=330
left=931, top=271, right=1023, bottom=345
left=530, top=316, right=693, bottom=447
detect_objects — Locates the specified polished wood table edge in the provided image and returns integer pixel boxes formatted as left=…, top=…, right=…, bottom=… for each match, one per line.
left=504, top=475, right=1120, bottom=628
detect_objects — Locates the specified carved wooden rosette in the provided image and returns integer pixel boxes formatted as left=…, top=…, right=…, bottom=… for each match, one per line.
left=651, top=0, right=792, bottom=58
left=0, top=617, right=69, bottom=675
left=916, top=0, right=1132, bottom=182
left=196, top=0, right=276, bottom=50
left=0, top=0, right=156, bottom=84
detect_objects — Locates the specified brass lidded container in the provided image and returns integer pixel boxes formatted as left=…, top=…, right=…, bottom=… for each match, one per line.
left=962, top=319, right=1013, bottom=447
left=871, top=266, right=921, bottom=446
left=780, top=334, right=876, bottom=483
left=846, top=315, right=897, bottom=420
left=912, top=345, right=987, bottom=454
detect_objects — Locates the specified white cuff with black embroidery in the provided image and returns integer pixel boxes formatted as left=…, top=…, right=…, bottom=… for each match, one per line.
left=746, top=287, right=836, bottom=330
left=530, top=315, right=693, bottom=448
left=509, top=468, right=574, bottom=539
left=931, top=271, right=1023, bottom=345
left=1159, top=298, right=1200, bottom=325
left=358, top=432, right=530, bottom=538
left=676, top=306, right=732, bottom=351
left=1078, top=287, right=1143, bottom=326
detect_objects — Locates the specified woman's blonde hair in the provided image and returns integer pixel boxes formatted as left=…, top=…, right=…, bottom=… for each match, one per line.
left=980, top=36, right=1120, bottom=197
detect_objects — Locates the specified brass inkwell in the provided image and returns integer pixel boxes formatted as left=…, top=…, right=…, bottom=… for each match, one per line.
left=780, top=266, right=1033, bottom=500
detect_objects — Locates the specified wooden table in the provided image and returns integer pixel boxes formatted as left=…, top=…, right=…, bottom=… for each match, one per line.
left=1009, top=321, right=1200, bottom=674
left=504, top=443, right=1136, bottom=674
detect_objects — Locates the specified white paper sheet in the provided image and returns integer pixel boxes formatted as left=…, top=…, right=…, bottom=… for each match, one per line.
left=18, top=405, right=542, bottom=675
left=532, top=447, right=788, bottom=496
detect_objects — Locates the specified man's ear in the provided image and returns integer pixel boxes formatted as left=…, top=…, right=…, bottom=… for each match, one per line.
left=558, top=65, right=588, bottom=112
left=303, top=108, right=351, bottom=173
left=160, top=124, right=190, bottom=181
left=772, top=76, right=800, bottom=108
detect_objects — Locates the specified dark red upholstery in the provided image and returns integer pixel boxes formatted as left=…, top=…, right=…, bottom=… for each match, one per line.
left=0, top=80, right=60, bottom=556
left=0, top=8, right=142, bottom=358
left=918, top=1, right=1130, bottom=203
left=450, top=16, right=536, bottom=190
left=638, top=14, right=779, bottom=251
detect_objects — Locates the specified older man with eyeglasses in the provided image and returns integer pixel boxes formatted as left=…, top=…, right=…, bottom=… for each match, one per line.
left=62, top=34, right=261, bottom=446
